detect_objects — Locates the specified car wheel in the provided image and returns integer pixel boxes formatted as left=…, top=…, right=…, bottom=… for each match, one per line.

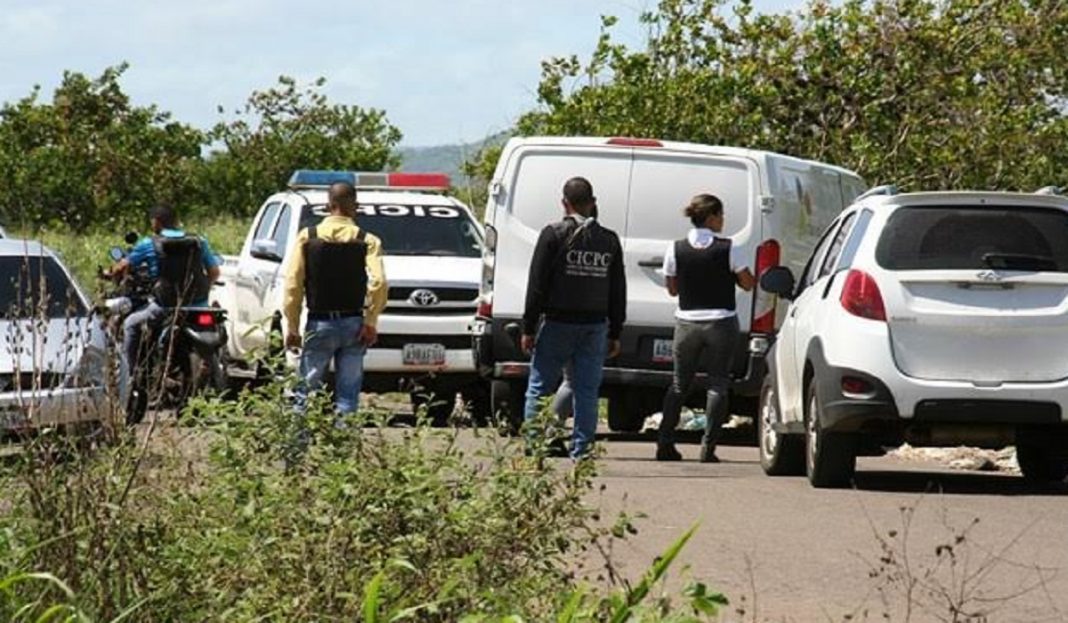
left=804, top=381, right=856, bottom=488
left=1016, top=443, right=1068, bottom=484
left=758, top=376, right=804, bottom=476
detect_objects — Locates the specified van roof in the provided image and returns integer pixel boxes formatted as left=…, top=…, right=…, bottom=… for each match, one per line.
left=504, top=136, right=863, bottom=178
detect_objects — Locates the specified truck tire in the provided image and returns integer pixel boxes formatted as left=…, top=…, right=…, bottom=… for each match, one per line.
left=607, top=389, right=645, bottom=433
left=461, top=381, right=492, bottom=427
left=410, top=387, right=455, bottom=427
left=804, top=381, right=856, bottom=488
left=491, top=379, right=526, bottom=436
left=758, top=376, right=804, bottom=476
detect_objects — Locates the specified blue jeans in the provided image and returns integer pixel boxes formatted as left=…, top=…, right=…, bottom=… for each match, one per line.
left=296, top=316, right=367, bottom=414
left=524, top=320, right=608, bottom=458
left=123, top=301, right=165, bottom=372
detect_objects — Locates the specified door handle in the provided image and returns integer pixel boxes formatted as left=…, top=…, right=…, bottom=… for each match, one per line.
left=638, top=257, right=663, bottom=268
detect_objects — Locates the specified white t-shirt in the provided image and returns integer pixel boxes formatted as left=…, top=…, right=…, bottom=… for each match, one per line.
left=662, top=228, right=750, bottom=321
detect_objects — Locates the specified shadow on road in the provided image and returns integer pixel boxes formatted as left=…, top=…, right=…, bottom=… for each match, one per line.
left=853, top=469, right=1068, bottom=497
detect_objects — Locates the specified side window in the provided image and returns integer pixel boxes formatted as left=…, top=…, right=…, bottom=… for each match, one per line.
left=837, top=209, right=873, bottom=271
left=818, top=211, right=858, bottom=279
left=272, top=204, right=293, bottom=256
left=254, top=202, right=281, bottom=241
left=799, top=219, right=842, bottom=290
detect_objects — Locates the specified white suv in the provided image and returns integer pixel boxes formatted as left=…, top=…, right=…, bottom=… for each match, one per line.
left=757, top=188, right=1068, bottom=487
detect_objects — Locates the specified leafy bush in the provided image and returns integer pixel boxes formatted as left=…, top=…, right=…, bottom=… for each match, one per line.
left=0, top=373, right=724, bottom=621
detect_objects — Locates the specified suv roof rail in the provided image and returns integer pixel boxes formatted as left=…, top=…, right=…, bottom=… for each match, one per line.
left=1035, top=186, right=1063, bottom=196
left=855, top=184, right=898, bottom=202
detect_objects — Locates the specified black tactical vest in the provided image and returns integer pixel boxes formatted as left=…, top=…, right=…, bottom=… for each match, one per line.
left=152, top=235, right=211, bottom=307
left=303, top=226, right=368, bottom=314
left=675, top=237, right=736, bottom=311
left=545, top=218, right=616, bottom=317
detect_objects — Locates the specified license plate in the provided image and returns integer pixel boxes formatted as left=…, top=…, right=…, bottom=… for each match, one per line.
left=652, top=339, right=673, bottom=363
left=403, top=343, right=447, bottom=366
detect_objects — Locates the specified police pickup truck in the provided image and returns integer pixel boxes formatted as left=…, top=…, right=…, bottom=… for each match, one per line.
left=212, top=170, right=488, bottom=423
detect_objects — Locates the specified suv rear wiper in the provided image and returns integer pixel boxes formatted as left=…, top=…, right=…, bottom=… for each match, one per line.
left=981, top=253, right=1057, bottom=271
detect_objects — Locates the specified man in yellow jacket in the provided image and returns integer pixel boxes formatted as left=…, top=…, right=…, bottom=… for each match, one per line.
left=283, top=181, right=388, bottom=414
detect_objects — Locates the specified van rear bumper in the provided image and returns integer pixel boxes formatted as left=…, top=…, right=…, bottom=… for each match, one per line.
left=477, top=317, right=767, bottom=396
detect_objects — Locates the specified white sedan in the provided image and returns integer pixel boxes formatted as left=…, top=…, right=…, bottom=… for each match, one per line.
left=0, top=239, right=124, bottom=436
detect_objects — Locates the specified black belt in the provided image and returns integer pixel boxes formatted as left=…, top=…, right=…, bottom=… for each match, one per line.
left=307, top=310, right=363, bottom=320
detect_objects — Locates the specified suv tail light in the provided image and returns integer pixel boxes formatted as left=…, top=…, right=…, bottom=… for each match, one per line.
left=840, top=270, right=886, bottom=321
left=477, top=297, right=492, bottom=318
left=750, top=239, right=781, bottom=334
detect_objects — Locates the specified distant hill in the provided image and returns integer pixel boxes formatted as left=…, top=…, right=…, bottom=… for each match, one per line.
left=395, top=132, right=509, bottom=181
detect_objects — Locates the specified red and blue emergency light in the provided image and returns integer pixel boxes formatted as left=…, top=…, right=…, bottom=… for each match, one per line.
left=287, top=170, right=451, bottom=191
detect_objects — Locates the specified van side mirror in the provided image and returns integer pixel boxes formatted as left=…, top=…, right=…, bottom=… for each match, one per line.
left=250, top=239, right=282, bottom=263
left=760, top=266, right=796, bottom=299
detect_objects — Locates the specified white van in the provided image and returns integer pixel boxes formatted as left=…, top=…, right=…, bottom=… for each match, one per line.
left=473, top=136, right=866, bottom=432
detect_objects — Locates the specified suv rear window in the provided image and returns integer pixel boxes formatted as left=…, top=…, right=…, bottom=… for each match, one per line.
left=300, top=204, right=482, bottom=258
left=876, top=206, right=1068, bottom=272
left=0, top=256, right=86, bottom=318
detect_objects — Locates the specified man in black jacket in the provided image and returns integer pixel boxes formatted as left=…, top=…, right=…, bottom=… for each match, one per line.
left=521, top=177, right=626, bottom=458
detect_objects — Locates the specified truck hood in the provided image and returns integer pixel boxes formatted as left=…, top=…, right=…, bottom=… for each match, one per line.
left=382, top=255, right=480, bottom=288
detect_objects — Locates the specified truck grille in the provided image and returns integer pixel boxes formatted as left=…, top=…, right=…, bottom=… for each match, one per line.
left=388, top=287, right=478, bottom=303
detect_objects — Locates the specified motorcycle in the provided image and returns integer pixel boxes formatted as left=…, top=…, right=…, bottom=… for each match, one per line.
left=102, top=233, right=229, bottom=424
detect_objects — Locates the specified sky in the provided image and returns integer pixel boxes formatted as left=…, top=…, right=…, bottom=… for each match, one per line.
left=0, top=0, right=799, bottom=147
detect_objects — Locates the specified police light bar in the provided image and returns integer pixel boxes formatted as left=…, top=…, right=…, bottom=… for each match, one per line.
left=288, top=170, right=451, bottom=191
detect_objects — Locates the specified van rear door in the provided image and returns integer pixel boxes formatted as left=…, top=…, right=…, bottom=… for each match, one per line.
left=493, top=145, right=632, bottom=322
left=624, top=150, right=760, bottom=330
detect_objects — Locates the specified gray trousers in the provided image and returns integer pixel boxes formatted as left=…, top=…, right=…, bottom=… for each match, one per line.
left=658, top=316, right=739, bottom=447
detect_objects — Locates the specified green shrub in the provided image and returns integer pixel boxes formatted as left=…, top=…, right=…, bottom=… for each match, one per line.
left=0, top=375, right=723, bottom=621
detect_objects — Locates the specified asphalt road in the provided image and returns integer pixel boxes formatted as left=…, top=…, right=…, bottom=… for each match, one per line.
left=588, top=438, right=1068, bottom=622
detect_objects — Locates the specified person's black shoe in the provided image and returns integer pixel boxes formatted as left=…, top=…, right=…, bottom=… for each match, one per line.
left=656, top=445, right=683, bottom=462
left=548, top=438, right=570, bottom=458
left=699, top=444, right=720, bottom=463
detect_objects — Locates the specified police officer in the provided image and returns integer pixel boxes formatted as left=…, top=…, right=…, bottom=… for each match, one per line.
left=657, top=194, right=755, bottom=462
left=521, top=177, right=626, bottom=459
left=108, top=205, right=221, bottom=375
left=283, top=181, right=388, bottom=415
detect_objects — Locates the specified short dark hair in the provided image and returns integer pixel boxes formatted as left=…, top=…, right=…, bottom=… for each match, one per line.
left=684, top=194, right=723, bottom=227
left=562, top=177, right=595, bottom=209
left=149, top=205, right=178, bottom=229
left=328, top=181, right=357, bottom=206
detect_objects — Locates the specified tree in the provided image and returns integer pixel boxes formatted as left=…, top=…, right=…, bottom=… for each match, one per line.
left=0, top=64, right=204, bottom=231
left=204, top=76, right=403, bottom=216
left=515, top=0, right=1068, bottom=191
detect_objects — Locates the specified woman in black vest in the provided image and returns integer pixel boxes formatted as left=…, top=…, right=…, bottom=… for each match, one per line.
left=657, top=194, right=755, bottom=462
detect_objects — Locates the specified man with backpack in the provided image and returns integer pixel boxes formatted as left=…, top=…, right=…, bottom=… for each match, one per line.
left=521, top=177, right=627, bottom=459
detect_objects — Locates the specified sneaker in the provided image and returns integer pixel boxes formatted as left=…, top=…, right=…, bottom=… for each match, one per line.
left=699, top=445, right=720, bottom=463
left=656, top=445, right=683, bottom=462
left=548, top=438, right=570, bottom=458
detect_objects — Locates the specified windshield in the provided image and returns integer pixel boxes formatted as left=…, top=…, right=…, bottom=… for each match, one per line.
left=876, top=206, right=1068, bottom=272
left=0, top=255, right=86, bottom=318
left=299, top=203, right=482, bottom=258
